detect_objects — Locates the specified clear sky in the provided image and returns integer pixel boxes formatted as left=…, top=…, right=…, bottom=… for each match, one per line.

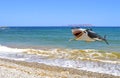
left=0, top=0, right=120, bottom=26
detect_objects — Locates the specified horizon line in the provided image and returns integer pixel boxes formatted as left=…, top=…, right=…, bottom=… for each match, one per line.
left=1, top=26, right=120, bottom=27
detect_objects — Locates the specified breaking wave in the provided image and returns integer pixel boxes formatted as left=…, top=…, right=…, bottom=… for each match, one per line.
left=0, top=45, right=120, bottom=76
left=23, top=48, right=120, bottom=63
left=0, top=45, right=26, bottom=53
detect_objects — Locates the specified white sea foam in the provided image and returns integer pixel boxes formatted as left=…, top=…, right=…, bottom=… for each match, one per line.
left=0, top=45, right=26, bottom=53
left=0, top=45, right=120, bottom=76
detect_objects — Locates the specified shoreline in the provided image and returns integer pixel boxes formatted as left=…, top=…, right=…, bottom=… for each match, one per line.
left=0, top=58, right=119, bottom=78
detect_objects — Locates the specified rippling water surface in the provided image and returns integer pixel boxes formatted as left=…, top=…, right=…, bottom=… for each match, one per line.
left=0, top=27, right=120, bottom=76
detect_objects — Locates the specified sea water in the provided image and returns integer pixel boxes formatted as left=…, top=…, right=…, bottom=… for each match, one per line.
left=0, top=26, right=120, bottom=76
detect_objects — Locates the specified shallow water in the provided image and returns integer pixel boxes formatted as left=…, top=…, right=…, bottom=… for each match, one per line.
left=0, top=45, right=120, bottom=76
left=0, top=27, right=120, bottom=52
left=0, top=27, right=120, bottom=76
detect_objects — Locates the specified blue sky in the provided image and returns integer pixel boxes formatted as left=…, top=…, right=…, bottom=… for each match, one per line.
left=0, top=0, right=120, bottom=26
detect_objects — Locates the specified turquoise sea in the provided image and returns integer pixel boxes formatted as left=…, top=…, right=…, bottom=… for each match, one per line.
left=0, top=27, right=120, bottom=52
left=0, top=26, right=120, bottom=76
